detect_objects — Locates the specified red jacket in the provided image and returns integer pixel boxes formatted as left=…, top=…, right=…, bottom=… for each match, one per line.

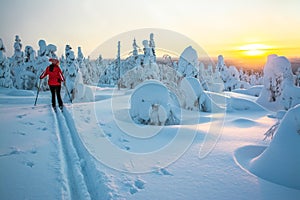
left=40, top=64, right=65, bottom=86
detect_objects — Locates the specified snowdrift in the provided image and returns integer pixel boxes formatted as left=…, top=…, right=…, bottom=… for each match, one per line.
left=249, top=105, right=300, bottom=190
left=233, top=85, right=263, bottom=97
left=234, top=105, right=300, bottom=190
left=229, top=97, right=266, bottom=111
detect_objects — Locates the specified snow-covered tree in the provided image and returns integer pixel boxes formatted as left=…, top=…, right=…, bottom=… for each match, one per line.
left=216, top=55, right=252, bottom=91
left=10, top=35, right=25, bottom=89
left=119, top=62, right=160, bottom=89
left=0, top=38, right=13, bottom=88
left=142, top=39, right=153, bottom=65
left=257, top=54, right=300, bottom=110
left=295, top=67, right=300, bottom=87
left=132, top=38, right=139, bottom=58
left=73, top=70, right=94, bottom=102
left=61, top=44, right=78, bottom=101
left=11, top=35, right=24, bottom=67
left=179, top=77, right=221, bottom=112
left=130, top=80, right=179, bottom=125
left=149, top=33, right=156, bottom=62
left=177, top=46, right=198, bottom=78
left=35, top=39, right=56, bottom=91
left=47, top=44, right=57, bottom=59
left=21, top=45, right=36, bottom=90
left=77, top=46, right=92, bottom=85
left=100, top=37, right=154, bottom=87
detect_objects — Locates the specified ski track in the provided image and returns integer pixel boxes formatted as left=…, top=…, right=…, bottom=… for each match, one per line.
left=53, top=107, right=112, bottom=200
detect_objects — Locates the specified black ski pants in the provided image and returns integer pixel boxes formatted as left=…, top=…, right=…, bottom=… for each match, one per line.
left=49, top=85, right=63, bottom=108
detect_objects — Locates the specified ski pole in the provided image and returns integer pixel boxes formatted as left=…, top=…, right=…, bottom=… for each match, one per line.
left=64, top=82, right=73, bottom=103
left=34, top=78, right=42, bottom=106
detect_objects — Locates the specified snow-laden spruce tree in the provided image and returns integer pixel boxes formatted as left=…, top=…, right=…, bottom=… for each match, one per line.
left=216, top=55, right=230, bottom=91
left=21, top=45, right=36, bottom=90
left=0, top=39, right=13, bottom=88
left=99, top=42, right=123, bottom=86
left=257, top=54, right=300, bottom=111
left=10, top=35, right=24, bottom=89
left=179, top=77, right=221, bottom=112
left=177, top=46, right=199, bottom=78
left=280, top=67, right=300, bottom=110
left=61, top=44, right=78, bottom=101
left=216, top=55, right=252, bottom=91
left=295, top=67, right=300, bottom=87
left=216, top=55, right=241, bottom=91
left=149, top=33, right=156, bottom=62
left=77, top=46, right=92, bottom=85
left=142, top=39, right=154, bottom=65
left=73, top=70, right=94, bottom=102
left=35, top=39, right=57, bottom=91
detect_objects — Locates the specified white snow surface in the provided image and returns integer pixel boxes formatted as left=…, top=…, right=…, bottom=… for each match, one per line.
left=0, top=86, right=300, bottom=200
left=249, top=104, right=300, bottom=190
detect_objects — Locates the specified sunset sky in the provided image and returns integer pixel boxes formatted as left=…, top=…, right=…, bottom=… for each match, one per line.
left=0, top=0, right=299, bottom=69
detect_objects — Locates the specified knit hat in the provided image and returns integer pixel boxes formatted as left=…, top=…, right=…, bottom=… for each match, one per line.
left=49, top=58, right=59, bottom=65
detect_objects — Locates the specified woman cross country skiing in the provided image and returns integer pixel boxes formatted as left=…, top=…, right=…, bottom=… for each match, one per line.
left=40, top=58, right=65, bottom=111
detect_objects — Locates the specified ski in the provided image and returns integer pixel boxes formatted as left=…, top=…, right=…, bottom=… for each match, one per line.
left=52, top=107, right=64, bottom=113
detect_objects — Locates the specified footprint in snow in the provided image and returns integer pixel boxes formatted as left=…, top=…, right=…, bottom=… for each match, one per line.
left=124, top=146, right=130, bottom=151
left=128, top=178, right=146, bottom=195
left=105, top=133, right=112, bottom=137
left=120, top=138, right=129, bottom=143
left=130, top=187, right=138, bottom=195
left=160, top=168, right=173, bottom=176
left=37, top=127, right=47, bottom=131
left=153, top=167, right=173, bottom=176
left=25, top=161, right=34, bottom=168
left=134, top=179, right=145, bottom=189
left=30, top=149, right=37, bottom=154
left=84, top=117, right=91, bottom=123
left=16, top=114, right=27, bottom=119
left=13, top=131, right=26, bottom=136
left=0, top=148, right=22, bottom=157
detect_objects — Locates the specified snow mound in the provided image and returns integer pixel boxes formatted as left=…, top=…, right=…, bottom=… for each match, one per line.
left=267, top=110, right=287, bottom=120
left=230, top=118, right=258, bottom=128
left=249, top=104, right=300, bottom=190
left=7, top=89, right=35, bottom=96
left=234, top=145, right=267, bottom=171
left=233, top=85, right=263, bottom=97
left=130, top=80, right=180, bottom=126
left=229, top=97, right=266, bottom=111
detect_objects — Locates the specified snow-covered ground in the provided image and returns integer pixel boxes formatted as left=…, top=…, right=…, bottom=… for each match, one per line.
left=0, top=86, right=299, bottom=200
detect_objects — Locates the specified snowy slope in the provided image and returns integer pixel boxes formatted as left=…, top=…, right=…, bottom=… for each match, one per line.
left=0, top=87, right=300, bottom=200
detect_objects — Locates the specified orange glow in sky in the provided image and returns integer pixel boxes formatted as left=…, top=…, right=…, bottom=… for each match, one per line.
left=0, top=0, right=299, bottom=71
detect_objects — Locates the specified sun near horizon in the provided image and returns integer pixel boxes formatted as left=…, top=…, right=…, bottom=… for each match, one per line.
left=235, top=43, right=274, bottom=70
left=210, top=41, right=300, bottom=71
